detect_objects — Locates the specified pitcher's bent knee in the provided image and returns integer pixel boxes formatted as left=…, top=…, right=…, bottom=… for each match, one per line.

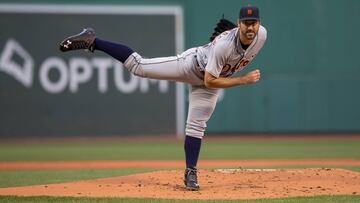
left=123, top=52, right=145, bottom=77
left=185, top=122, right=205, bottom=139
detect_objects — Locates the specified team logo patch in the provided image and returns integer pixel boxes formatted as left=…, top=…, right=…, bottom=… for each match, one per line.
left=247, top=9, right=253, bottom=15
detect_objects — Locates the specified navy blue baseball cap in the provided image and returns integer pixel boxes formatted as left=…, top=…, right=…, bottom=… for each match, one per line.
left=239, top=5, right=260, bottom=21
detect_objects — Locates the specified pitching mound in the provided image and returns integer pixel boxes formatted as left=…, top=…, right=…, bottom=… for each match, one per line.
left=0, top=168, right=359, bottom=200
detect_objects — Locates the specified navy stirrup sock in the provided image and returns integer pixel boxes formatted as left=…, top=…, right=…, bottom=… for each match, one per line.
left=184, top=135, right=202, bottom=169
left=94, top=38, right=134, bottom=63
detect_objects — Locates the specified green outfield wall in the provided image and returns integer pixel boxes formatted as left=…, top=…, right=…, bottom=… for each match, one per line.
left=0, top=4, right=181, bottom=137
left=0, top=0, right=359, bottom=137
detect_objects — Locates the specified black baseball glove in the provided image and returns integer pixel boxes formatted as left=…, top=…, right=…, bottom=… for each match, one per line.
left=209, top=18, right=236, bottom=42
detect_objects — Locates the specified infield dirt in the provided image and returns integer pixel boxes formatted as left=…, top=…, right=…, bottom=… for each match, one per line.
left=0, top=167, right=359, bottom=200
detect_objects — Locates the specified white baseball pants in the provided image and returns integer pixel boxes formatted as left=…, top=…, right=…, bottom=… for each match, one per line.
left=123, top=48, right=220, bottom=138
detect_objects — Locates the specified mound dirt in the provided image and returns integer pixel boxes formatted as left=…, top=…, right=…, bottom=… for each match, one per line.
left=0, top=168, right=359, bottom=200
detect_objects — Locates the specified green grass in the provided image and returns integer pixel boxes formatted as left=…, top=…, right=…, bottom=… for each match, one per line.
left=0, top=139, right=359, bottom=161
left=0, top=195, right=359, bottom=203
left=0, top=169, right=154, bottom=188
left=0, top=139, right=359, bottom=202
left=202, top=140, right=360, bottom=160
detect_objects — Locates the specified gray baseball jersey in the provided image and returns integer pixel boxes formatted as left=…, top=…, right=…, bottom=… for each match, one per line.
left=123, top=25, right=267, bottom=138
left=196, top=25, right=267, bottom=78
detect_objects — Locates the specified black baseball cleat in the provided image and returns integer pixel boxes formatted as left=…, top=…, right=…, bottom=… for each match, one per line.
left=184, top=167, right=200, bottom=191
left=59, top=28, right=96, bottom=52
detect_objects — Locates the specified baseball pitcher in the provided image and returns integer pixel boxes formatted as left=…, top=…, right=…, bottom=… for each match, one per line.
left=59, top=5, right=267, bottom=191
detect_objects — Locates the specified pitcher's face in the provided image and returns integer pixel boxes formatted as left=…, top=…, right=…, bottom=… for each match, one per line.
left=239, top=20, right=260, bottom=41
